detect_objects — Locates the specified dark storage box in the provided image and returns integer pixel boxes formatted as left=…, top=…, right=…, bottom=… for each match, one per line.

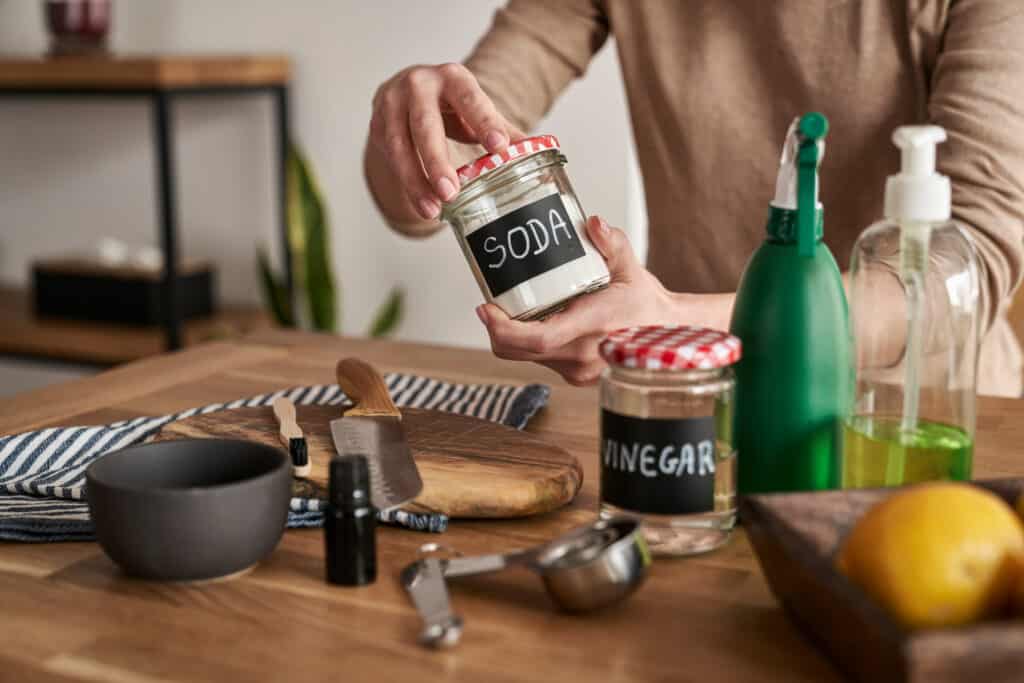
left=741, top=479, right=1024, bottom=683
left=32, top=258, right=215, bottom=325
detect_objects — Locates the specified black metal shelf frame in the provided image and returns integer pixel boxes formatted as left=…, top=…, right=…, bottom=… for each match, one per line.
left=0, top=84, right=293, bottom=351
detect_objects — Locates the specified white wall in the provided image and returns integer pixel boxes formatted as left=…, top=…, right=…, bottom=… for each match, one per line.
left=0, top=0, right=634, bottom=349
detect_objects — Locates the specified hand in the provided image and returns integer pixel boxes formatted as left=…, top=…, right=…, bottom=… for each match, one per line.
left=369, top=63, right=524, bottom=221
left=476, top=216, right=735, bottom=386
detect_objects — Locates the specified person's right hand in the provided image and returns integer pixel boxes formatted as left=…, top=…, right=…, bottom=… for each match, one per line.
left=369, top=63, right=524, bottom=221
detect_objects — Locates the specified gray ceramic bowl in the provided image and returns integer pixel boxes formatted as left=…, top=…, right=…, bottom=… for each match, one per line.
left=86, top=438, right=291, bottom=582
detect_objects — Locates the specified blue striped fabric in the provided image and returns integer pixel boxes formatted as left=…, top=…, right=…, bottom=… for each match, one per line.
left=0, top=374, right=550, bottom=542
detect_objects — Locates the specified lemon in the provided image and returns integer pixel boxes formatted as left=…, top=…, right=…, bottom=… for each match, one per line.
left=836, top=482, right=1024, bottom=629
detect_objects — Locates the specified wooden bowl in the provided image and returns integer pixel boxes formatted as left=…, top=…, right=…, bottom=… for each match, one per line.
left=741, top=479, right=1024, bottom=683
left=86, top=438, right=291, bottom=582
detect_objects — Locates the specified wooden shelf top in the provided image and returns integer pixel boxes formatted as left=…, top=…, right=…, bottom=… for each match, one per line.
left=0, top=285, right=271, bottom=365
left=0, top=54, right=290, bottom=90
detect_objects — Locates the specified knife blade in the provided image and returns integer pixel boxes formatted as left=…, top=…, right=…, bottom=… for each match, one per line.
left=330, top=358, right=423, bottom=510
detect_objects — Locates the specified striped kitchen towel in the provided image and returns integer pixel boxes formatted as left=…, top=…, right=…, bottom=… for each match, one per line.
left=0, top=373, right=550, bottom=542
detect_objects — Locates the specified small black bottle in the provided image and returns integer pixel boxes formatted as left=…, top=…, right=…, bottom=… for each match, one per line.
left=325, top=454, right=377, bottom=586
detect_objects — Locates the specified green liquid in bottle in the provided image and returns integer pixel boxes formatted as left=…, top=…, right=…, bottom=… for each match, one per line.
left=841, top=415, right=973, bottom=488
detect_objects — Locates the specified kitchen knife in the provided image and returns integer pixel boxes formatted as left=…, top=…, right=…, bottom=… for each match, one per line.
left=331, top=358, right=423, bottom=510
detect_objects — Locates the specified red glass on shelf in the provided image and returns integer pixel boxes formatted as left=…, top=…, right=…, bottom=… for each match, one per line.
left=44, top=0, right=111, bottom=56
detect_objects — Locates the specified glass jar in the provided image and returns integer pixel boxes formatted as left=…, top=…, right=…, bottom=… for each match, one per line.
left=442, top=135, right=610, bottom=321
left=45, top=0, right=111, bottom=56
left=598, top=326, right=741, bottom=557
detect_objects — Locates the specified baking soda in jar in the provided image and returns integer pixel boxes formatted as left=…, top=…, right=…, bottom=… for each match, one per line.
left=442, top=135, right=610, bottom=321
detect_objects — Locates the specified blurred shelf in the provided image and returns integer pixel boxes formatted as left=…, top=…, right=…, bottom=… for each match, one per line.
left=0, top=55, right=293, bottom=352
left=0, top=286, right=272, bottom=366
left=0, top=54, right=290, bottom=90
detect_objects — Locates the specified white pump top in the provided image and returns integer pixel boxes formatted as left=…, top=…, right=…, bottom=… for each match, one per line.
left=884, top=125, right=951, bottom=222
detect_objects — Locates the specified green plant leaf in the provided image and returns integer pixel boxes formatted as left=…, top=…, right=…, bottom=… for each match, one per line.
left=288, top=144, right=338, bottom=332
left=256, top=247, right=294, bottom=326
left=368, top=288, right=404, bottom=338
left=286, top=147, right=307, bottom=296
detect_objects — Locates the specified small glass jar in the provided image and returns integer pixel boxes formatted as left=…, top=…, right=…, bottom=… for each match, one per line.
left=598, top=326, right=741, bottom=557
left=442, top=135, right=610, bottom=321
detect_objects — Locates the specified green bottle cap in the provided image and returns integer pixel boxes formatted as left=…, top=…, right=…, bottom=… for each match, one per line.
left=799, top=112, right=829, bottom=140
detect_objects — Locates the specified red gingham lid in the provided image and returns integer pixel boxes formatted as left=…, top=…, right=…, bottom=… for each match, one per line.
left=599, top=325, right=742, bottom=370
left=454, top=134, right=561, bottom=186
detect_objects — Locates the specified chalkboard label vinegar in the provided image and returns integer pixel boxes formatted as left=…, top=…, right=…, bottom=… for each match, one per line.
left=443, top=135, right=610, bottom=320
left=600, top=410, right=717, bottom=515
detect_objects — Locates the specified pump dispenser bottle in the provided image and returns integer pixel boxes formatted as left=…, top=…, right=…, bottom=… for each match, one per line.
left=843, top=125, right=980, bottom=487
left=731, top=113, right=852, bottom=494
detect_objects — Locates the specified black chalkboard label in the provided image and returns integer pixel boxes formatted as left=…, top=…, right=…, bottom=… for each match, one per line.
left=465, top=193, right=586, bottom=297
left=601, top=410, right=716, bottom=515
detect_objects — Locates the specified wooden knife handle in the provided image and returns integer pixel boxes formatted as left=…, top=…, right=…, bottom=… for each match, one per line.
left=272, top=396, right=302, bottom=445
left=336, top=358, right=401, bottom=419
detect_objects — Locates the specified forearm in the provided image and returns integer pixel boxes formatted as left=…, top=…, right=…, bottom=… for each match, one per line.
left=366, top=1, right=608, bottom=241
left=669, top=273, right=907, bottom=370
left=929, top=0, right=1024, bottom=333
left=667, top=291, right=735, bottom=333
left=363, top=139, right=444, bottom=238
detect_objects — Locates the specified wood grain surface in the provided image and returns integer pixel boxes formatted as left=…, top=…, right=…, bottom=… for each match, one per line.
left=155, top=405, right=583, bottom=518
left=0, top=285, right=270, bottom=365
left=0, top=55, right=290, bottom=89
left=336, top=357, right=402, bottom=418
left=1, top=330, right=1023, bottom=682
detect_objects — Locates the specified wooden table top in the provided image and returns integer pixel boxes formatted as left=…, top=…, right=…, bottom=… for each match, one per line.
left=0, top=54, right=289, bottom=90
left=2, top=329, right=1023, bottom=682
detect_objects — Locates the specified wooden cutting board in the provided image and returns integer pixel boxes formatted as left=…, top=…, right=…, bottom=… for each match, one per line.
left=154, top=405, right=582, bottom=518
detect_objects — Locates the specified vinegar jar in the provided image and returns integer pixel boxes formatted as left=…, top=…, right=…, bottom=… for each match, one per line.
left=598, top=325, right=741, bottom=557
left=442, top=135, right=610, bottom=321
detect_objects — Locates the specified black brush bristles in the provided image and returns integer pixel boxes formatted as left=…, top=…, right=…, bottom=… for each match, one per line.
left=289, top=437, right=309, bottom=467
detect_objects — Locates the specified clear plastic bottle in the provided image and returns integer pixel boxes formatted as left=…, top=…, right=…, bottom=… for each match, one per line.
left=844, top=126, right=980, bottom=488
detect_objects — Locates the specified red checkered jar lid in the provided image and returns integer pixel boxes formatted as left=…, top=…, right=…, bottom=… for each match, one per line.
left=455, top=134, right=561, bottom=186
left=599, top=325, right=742, bottom=371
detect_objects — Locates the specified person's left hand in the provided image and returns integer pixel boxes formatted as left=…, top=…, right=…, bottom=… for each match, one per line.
left=476, top=216, right=733, bottom=385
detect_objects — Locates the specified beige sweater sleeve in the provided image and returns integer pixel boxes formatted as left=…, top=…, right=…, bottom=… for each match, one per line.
left=463, top=0, right=610, bottom=133
left=928, top=0, right=1024, bottom=333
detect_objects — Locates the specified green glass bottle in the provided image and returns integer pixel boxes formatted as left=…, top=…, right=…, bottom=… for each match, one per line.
left=730, top=113, right=852, bottom=494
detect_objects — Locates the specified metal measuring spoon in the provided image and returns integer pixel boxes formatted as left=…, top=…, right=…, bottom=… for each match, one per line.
left=401, top=517, right=650, bottom=648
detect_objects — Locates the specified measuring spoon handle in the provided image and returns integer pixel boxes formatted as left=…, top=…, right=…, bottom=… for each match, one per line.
left=401, top=558, right=463, bottom=649
left=441, top=550, right=533, bottom=579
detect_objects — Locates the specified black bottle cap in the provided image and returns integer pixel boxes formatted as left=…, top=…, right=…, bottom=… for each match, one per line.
left=329, top=454, right=371, bottom=507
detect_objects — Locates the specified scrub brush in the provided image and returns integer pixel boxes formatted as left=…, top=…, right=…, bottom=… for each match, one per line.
left=273, top=396, right=311, bottom=478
